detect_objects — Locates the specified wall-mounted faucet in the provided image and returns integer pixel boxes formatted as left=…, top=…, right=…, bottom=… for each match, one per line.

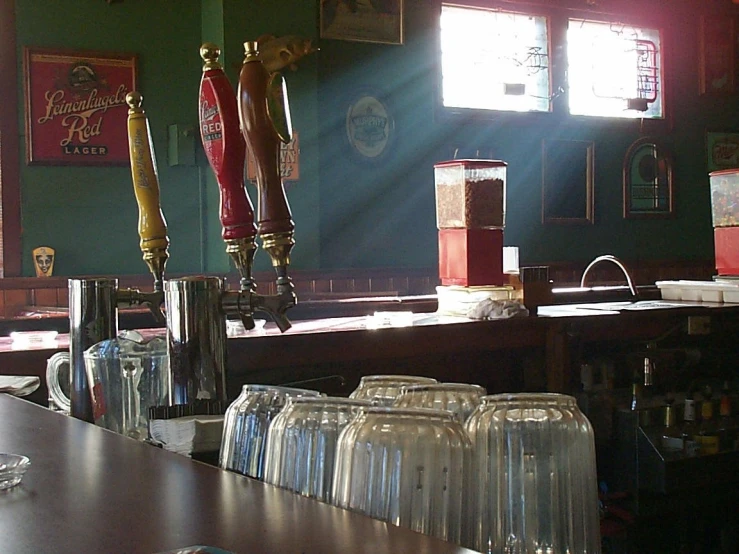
left=580, top=255, right=638, bottom=299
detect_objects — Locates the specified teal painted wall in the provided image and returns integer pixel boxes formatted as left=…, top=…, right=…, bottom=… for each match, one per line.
left=12, top=1, right=734, bottom=277
left=316, top=1, right=734, bottom=269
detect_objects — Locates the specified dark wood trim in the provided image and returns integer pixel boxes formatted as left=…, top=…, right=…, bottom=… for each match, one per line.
left=0, top=0, right=22, bottom=277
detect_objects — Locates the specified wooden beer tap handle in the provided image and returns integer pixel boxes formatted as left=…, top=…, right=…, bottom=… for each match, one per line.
left=237, top=41, right=295, bottom=250
left=126, top=91, right=169, bottom=291
left=199, top=43, right=258, bottom=290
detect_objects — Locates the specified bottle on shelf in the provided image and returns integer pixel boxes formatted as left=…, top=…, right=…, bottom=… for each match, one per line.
left=717, top=380, right=737, bottom=451
left=660, top=396, right=684, bottom=453
left=694, top=385, right=720, bottom=456
left=681, top=392, right=699, bottom=457
left=630, top=376, right=643, bottom=412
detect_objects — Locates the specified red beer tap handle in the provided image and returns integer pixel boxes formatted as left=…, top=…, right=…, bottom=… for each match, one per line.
left=237, top=41, right=294, bottom=239
left=199, top=43, right=257, bottom=243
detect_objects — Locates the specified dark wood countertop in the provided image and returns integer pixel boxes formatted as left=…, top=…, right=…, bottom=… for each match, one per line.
left=0, top=395, right=474, bottom=554
left=2, top=299, right=739, bottom=401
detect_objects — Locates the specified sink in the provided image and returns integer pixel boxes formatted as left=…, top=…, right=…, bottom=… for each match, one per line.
left=573, top=300, right=697, bottom=312
left=538, top=300, right=700, bottom=317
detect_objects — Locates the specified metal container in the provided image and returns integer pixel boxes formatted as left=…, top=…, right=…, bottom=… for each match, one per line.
left=69, top=278, right=119, bottom=422
left=164, top=276, right=226, bottom=405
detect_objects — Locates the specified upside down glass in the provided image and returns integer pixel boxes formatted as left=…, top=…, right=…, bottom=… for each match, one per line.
left=394, top=382, right=486, bottom=423
left=465, top=393, right=601, bottom=554
left=349, top=374, right=438, bottom=405
left=263, top=397, right=370, bottom=501
left=219, top=384, right=322, bottom=479
left=331, top=406, right=471, bottom=546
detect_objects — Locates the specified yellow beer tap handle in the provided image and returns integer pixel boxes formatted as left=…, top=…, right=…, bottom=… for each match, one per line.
left=126, top=91, right=169, bottom=290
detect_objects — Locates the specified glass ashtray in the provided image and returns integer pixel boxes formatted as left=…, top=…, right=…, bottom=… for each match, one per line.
left=0, top=454, right=30, bottom=490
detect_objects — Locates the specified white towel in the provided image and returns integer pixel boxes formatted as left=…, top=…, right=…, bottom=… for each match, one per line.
left=0, top=376, right=41, bottom=397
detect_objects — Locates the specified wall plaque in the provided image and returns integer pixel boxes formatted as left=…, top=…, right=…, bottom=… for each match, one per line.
left=23, top=47, right=137, bottom=165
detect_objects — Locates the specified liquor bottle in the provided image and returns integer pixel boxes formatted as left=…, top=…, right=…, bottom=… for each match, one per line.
left=642, top=356, right=656, bottom=405
left=660, top=402, right=684, bottom=453
left=717, top=381, right=737, bottom=451
left=682, top=394, right=699, bottom=457
left=630, top=378, right=642, bottom=412
left=694, top=388, right=720, bottom=455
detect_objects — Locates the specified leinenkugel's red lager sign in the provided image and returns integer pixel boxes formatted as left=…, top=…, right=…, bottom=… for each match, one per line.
left=23, top=47, right=137, bottom=165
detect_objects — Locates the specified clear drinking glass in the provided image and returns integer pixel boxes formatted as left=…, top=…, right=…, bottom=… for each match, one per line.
left=348, top=375, right=438, bottom=405
left=219, top=384, right=322, bottom=479
left=331, top=406, right=471, bottom=546
left=394, top=382, right=487, bottom=422
left=263, top=397, right=370, bottom=501
left=465, top=393, right=601, bottom=554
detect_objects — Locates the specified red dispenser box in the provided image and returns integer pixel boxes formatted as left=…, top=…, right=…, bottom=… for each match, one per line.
left=709, top=169, right=739, bottom=275
left=434, top=159, right=507, bottom=286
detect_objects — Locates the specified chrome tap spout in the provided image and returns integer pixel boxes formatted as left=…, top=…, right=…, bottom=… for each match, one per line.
left=580, top=255, right=638, bottom=298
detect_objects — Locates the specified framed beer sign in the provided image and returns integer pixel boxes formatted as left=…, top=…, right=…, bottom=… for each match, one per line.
left=23, top=47, right=137, bottom=165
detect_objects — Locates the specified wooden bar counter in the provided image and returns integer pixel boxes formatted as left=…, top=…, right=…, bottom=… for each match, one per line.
left=3, top=298, right=739, bottom=405
left=0, top=395, right=475, bottom=554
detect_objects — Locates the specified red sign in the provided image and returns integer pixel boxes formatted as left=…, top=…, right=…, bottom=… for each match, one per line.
left=23, top=47, right=137, bottom=165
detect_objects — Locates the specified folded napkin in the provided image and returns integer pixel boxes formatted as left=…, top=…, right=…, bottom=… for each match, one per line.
left=0, top=376, right=41, bottom=397
left=149, top=415, right=224, bottom=457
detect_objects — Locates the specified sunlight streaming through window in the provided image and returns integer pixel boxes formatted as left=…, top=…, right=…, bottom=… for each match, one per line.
left=568, top=19, right=663, bottom=118
left=440, top=5, right=550, bottom=113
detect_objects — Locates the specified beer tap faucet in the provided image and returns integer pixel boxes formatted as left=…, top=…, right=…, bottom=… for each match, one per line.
left=120, top=91, right=170, bottom=324
left=68, top=91, right=169, bottom=422
left=236, top=40, right=296, bottom=330
left=198, top=43, right=258, bottom=330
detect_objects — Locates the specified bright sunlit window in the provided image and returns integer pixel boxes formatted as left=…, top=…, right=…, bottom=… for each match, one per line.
left=568, top=19, right=664, bottom=118
left=440, top=5, right=551, bottom=113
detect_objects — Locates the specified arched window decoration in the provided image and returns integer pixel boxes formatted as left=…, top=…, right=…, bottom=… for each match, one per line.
left=623, top=137, right=673, bottom=219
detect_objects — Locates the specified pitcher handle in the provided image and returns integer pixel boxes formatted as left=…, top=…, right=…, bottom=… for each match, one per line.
left=46, top=352, right=71, bottom=414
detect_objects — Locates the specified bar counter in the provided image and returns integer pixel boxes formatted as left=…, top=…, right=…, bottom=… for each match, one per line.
left=3, top=299, right=739, bottom=405
left=0, top=395, right=475, bottom=554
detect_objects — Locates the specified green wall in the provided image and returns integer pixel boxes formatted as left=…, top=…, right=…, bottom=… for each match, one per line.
left=13, top=0, right=732, bottom=278
left=15, top=0, right=321, bottom=277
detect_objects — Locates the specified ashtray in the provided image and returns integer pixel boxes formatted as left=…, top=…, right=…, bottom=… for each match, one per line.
left=0, top=454, right=30, bottom=490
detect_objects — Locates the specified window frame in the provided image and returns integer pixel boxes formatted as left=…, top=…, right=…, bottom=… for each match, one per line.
left=0, top=0, right=22, bottom=277
left=435, top=0, right=671, bottom=132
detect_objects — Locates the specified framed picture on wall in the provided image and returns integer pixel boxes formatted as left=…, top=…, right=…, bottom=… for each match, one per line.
left=541, top=139, right=595, bottom=225
left=320, top=0, right=403, bottom=45
left=23, top=47, right=137, bottom=166
left=706, top=131, right=739, bottom=172
left=698, top=16, right=735, bottom=95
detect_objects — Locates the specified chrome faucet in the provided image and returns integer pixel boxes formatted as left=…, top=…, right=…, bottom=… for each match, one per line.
left=580, top=255, right=638, bottom=298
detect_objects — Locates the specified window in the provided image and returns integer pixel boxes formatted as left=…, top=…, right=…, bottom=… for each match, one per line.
left=568, top=19, right=664, bottom=119
left=439, top=5, right=551, bottom=113
left=438, top=5, right=665, bottom=121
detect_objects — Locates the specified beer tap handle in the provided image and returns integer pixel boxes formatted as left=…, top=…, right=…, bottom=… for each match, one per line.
left=126, top=91, right=170, bottom=293
left=237, top=41, right=295, bottom=300
left=199, top=43, right=258, bottom=294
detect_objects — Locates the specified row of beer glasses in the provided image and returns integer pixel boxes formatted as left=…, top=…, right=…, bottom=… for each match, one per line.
left=219, top=375, right=601, bottom=553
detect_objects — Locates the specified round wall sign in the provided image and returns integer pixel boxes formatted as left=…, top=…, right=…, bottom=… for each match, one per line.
left=345, top=93, right=394, bottom=161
